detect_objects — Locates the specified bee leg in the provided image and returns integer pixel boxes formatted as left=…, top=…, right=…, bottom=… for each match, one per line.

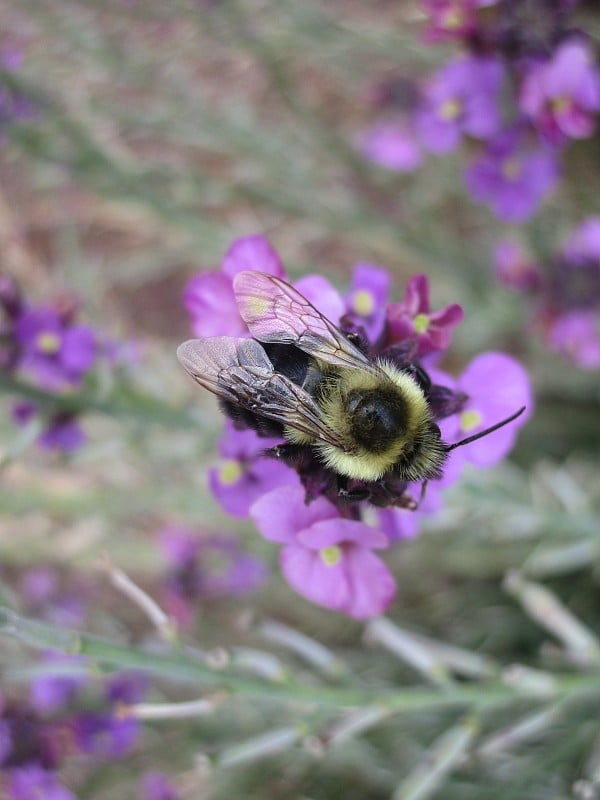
left=337, top=475, right=371, bottom=503
left=263, top=443, right=305, bottom=466
left=405, top=363, right=432, bottom=392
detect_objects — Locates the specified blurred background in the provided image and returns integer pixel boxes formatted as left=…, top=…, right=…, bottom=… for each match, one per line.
left=1, top=2, right=599, bottom=798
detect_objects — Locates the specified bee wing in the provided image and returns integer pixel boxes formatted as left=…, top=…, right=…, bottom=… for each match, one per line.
left=233, top=271, right=378, bottom=373
left=177, top=337, right=350, bottom=449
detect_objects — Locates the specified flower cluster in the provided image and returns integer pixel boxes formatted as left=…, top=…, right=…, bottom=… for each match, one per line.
left=183, top=235, right=532, bottom=618
left=0, top=276, right=130, bottom=452
left=158, top=524, right=267, bottom=627
left=494, top=216, right=600, bottom=369
left=0, top=655, right=166, bottom=800
left=360, top=1, right=600, bottom=221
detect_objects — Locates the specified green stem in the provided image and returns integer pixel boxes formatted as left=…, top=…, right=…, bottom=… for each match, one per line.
left=2, top=606, right=600, bottom=713
left=0, top=371, right=203, bottom=430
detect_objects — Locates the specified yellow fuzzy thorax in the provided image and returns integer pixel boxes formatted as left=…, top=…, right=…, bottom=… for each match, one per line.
left=285, top=360, right=433, bottom=482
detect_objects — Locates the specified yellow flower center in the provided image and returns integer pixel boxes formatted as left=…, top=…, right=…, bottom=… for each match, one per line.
left=352, top=289, right=375, bottom=316
left=501, top=157, right=522, bottom=181
left=439, top=99, right=462, bottom=121
left=413, top=313, right=430, bottom=334
left=552, top=95, right=571, bottom=114
left=36, top=332, right=61, bottom=354
left=441, top=8, right=465, bottom=30
left=460, top=409, right=483, bottom=432
left=218, top=459, right=243, bottom=485
left=319, top=545, right=342, bottom=567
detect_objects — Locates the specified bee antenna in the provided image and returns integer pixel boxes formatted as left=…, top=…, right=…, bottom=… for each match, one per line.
left=444, top=406, right=526, bottom=452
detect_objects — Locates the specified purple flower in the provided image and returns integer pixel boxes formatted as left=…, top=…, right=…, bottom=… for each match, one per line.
left=209, top=421, right=293, bottom=517
left=159, top=524, right=267, bottom=625
left=293, top=274, right=345, bottom=323
left=385, top=274, right=464, bottom=356
left=421, top=0, right=497, bottom=42
left=439, top=352, right=533, bottom=470
left=0, top=700, right=60, bottom=770
left=464, top=125, right=559, bottom=222
left=564, top=216, right=600, bottom=264
left=344, top=263, right=391, bottom=343
left=415, top=56, right=505, bottom=154
left=251, top=485, right=396, bottom=618
left=546, top=311, right=600, bottom=370
left=29, top=654, right=88, bottom=713
left=421, top=0, right=479, bottom=42
left=7, top=766, right=77, bottom=800
left=14, top=307, right=96, bottom=390
left=184, top=235, right=284, bottom=337
left=140, top=772, right=180, bottom=800
left=38, top=416, right=86, bottom=452
left=73, top=713, right=140, bottom=759
left=12, top=404, right=87, bottom=453
left=358, top=121, right=422, bottom=172
left=519, top=39, right=600, bottom=144
left=493, top=240, right=541, bottom=291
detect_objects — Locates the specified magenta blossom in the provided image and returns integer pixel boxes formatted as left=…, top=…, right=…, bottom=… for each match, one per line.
left=421, top=0, right=498, bottom=43
left=438, top=353, right=533, bottom=471
left=140, top=772, right=180, bottom=800
left=519, top=39, right=600, bottom=144
left=358, top=121, right=423, bottom=172
left=184, top=235, right=344, bottom=336
left=564, top=216, right=600, bottom=264
left=547, top=311, right=600, bottom=370
left=386, top=274, right=464, bottom=356
left=415, top=56, right=505, bottom=154
left=251, top=485, right=396, bottom=619
left=344, top=263, right=391, bottom=343
left=464, top=125, right=559, bottom=222
left=184, top=235, right=284, bottom=337
left=209, top=421, right=292, bottom=518
left=493, top=240, right=541, bottom=291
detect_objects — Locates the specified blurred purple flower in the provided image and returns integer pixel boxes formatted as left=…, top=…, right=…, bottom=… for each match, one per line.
left=519, top=39, right=600, bottom=144
left=439, top=352, right=533, bottom=470
left=251, top=485, right=396, bottom=618
left=421, top=0, right=498, bottom=43
left=209, top=421, right=292, bottom=517
left=159, top=524, right=267, bottom=625
left=493, top=240, right=541, bottom=291
left=140, top=772, right=180, bottom=800
left=184, top=235, right=284, bottom=337
left=74, top=713, right=140, bottom=759
left=12, top=403, right=86, bottom=453
left=29, top=654, right=88, bottom=714
left=7, top=766, right=76, bottom=800
left=344, top=263, right=391, bottom=343
left=547, top=311, right=600, bottom=370
left=358, top=121, right=423, bottom=172
left=464, top=125, right=559, bottom=221
left=0, top=700, right=60, bottom=771
left=106, top=672, right=149, bottom=706
left=14, top=307, right=96, bottom=390
left=415, top=56, right=505, bottom=153
left=386, top=274, right=464, bottom=356
left=564, top=216, right=600, bottom=264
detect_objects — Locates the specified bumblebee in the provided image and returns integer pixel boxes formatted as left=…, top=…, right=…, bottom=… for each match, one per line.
left=178, top=271, right=524, bottom=505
